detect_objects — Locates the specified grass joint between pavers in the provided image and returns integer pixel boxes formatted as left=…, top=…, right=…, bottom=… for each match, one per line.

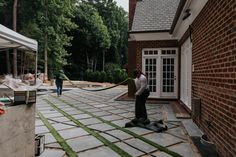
left=47, top=95, right=183, bottom=157
left=37, top=110, right=78, bottom=157
left=43, top=98, right=133, bottom=157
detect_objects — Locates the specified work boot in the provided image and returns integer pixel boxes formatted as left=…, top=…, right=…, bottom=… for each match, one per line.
left=125, top=121, right=136, bottom=127
left=138, top=118, right=150, bottom=125
left=131, top=118, right=139, bottom=124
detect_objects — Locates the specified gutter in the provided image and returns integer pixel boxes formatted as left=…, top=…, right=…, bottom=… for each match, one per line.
left=129, top=30, right=170, bottom=34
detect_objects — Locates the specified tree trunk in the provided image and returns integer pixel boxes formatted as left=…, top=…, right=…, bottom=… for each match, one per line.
left=44, top=0, right=48, bottom=81
left=94, top=57, right=97, bottom=71
left=86, top=51, right=93, bottom=70
left=23, top=52, right=26, bottom=75
left=20, top=51, right=23, bottom=79
left=102, top=51, right=105, bottom=71
left=44, top=37, right=48, bottom=81
left=13, top=0, right=18, bottom=78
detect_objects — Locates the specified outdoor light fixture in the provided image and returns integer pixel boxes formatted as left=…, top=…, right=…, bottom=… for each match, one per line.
left=183, top=9, right=191, bottom=20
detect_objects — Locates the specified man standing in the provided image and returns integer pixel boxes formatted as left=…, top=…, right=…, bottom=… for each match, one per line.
left=126, top=69, right=150, bottom=127
left=55, top=70, right=64, bottom=96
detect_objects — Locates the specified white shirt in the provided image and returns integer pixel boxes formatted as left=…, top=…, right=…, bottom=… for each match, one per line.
left=134, top=74, right=148, bottom=96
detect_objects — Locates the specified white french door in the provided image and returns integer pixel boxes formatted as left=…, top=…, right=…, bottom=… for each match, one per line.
left=144, top=57, right=158, bottom=97
left=142, top=49, right=178, bottom=98
left=160, top=56, right=178, bottom=98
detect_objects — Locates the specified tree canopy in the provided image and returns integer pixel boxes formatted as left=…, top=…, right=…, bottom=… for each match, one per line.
left=0, top=0, right=128, bottom=80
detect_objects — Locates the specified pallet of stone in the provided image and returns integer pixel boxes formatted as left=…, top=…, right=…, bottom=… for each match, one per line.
left=14, top=90, right=36, bottom=105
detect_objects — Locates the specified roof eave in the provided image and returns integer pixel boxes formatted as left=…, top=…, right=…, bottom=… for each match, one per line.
left=129, top=30, right=170, bottom=34
left=170, top=0, right=187, bottom=34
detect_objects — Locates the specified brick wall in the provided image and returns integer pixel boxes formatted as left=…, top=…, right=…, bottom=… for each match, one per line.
left=191, top=0, right=236, bottom=156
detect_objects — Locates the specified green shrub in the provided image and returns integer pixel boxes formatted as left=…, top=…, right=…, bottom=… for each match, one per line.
left=93, top=71, right=101, bottom=82
left=99, top=71, right=107, bottom=82
left=83, top=67, right=128, bottom=84
left=113, top=68, right=128, bottom=84
left=104, top=63, right=120, bottom=74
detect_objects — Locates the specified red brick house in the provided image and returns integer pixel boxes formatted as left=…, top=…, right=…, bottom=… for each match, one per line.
left=128, top=0, right=236, bottom=156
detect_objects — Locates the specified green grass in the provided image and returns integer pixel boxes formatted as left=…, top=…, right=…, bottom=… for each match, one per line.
left=43, top=98, right=132, bottom=157
left=51, top=95, right=183, bottom=157
left=37, top=110, right=78, bottom=157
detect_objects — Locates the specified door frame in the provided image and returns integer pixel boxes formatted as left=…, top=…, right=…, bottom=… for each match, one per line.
left=180, top=37, right=192, bottom=109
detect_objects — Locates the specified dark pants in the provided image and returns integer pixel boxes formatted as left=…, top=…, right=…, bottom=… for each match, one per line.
left=135, top=89, right=150, bottom=119
left=56, top=83, right=63, bottom=96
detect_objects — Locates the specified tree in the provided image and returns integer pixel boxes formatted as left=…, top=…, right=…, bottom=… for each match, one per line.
left=72, top=3, right=110, bottom=71
left=85, top=0, right=128, bottom=66
left=19, top=0, right=77, bottom=80
left=0, top=1, right=77, bottom=79
left=0, top=0, right=6, bottom=7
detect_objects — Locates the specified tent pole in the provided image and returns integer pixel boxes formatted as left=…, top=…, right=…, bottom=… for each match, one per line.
left=35, top=50, right=38, bottom=85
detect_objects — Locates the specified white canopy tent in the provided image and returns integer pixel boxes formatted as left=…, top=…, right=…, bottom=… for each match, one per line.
left=0, top=24, right=38, bottom=51
left=0, top=24, right=38, bottom=80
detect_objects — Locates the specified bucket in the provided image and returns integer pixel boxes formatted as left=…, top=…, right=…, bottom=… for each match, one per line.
left=200, top=135, right=219, bottom=157
left=200, top=135, right=215, bottom=147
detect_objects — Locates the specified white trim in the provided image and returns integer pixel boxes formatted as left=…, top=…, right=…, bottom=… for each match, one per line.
left=180, top=37, right=192, bottom=109
left=172, top=0, right=208, bottom=39
left=130, top=32, right=177, bottom=41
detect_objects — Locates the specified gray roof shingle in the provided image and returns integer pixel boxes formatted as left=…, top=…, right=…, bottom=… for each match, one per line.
left=131, top=0, right=180, bottom=32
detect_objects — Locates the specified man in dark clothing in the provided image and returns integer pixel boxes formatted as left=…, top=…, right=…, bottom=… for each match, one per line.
left=125, top=69, right=150, bottom=127
left=55, top=70, right=64, bottom=96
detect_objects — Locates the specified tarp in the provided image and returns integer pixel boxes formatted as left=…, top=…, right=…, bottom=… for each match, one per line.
left=0, top=24, right=38, bottom=52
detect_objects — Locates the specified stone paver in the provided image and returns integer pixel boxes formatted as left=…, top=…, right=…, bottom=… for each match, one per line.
left=99, top=132, right=120, bottom=143
left=166, top=127, right=188, bottom=140
left=101, top=114, right=123, bottom=121
left=78, top=146, right=121, bottom=157
left=50, top=116, right=71, bottom=123
left=35, top=126, right=49, bottom=134
left=79, top=117, right=102, bottom=125
left=36, top=87, right=200, bottom=157
left=115, top=142, right=144, bottom=157
left=152, top=151, right=172, bottom=157
left=168, top=143, right=197, bottom=157
left=127, top=127, right=153, bottom=135
left=106, top=129, right=133, bottom=140
left=125, top=138, right=157, bottom=153
left=72, top=113, right=92, bottom=120
left=89, top=123, right=115, bottom=132
left=52, top=123, right=75, bottom=131
left=39, top=148, right=65, bottom=157
left=143, top=133, right=183, bottom=147
left=67, top=135, right=104, bottom=152
left=46, top=143, right=62, bottom=149
left=44, top=133, right=57, bottom=144
left=58, top=127, right=89, bottom=139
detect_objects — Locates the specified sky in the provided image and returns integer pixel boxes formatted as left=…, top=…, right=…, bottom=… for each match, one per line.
left=114, top=0, right=128, bottom=12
